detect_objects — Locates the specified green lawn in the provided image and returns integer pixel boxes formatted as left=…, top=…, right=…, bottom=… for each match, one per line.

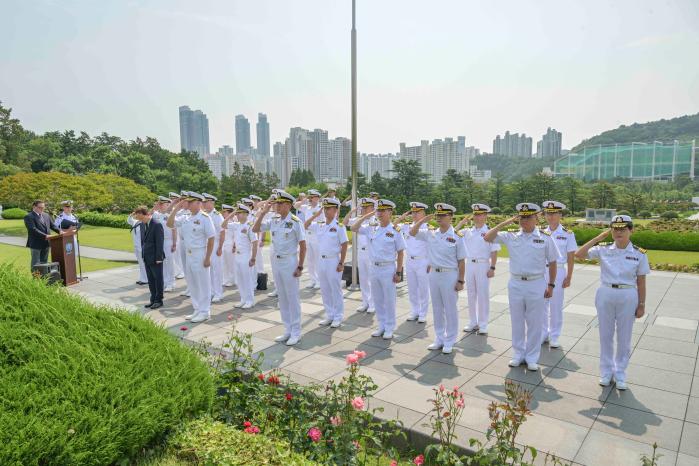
left=0, top=243, right=129, bottom=273
left=0, top=219, right=133, bottom=252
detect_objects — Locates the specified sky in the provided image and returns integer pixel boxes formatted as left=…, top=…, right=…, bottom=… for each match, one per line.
left=2, top=0, right=699, bottom=155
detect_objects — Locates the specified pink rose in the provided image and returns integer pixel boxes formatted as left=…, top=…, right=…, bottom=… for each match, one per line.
left=414, top=454, right=425, bottom=465
left=227, top=314, right=233, bottom=321
left=439, top=384, right=445, bottom=392
left=351, top=396, right=365, bottom=410
left=352, top=440, right=361, bottom=450
left=346, top=353, right=359, bottom=365
left=353, top=349, right=367, bottom=359
left=390, top=461, right=398, bottom=466
left=456, top=398, right=465, bottom=408
left=179, top=326, right=188, bottom=332
left=308, top=426, right=322, bottom=442
left=330, top=415, right=342, bottom=426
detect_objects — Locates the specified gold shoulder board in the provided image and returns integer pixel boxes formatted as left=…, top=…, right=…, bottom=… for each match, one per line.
left=633, top=245, right=647, bottom=254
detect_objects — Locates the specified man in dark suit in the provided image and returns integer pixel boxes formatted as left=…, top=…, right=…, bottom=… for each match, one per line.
left=24, top=200, right=60, bottom=270
left=132, top=206, right=165, bottom=309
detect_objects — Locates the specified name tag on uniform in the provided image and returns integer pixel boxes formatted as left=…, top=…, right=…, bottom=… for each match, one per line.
left=556, top=236, right=566, bottom=240
left=330, top=227, right=337, bottom=232
left=533, top=239, right=544, bottom=244
left=194, top=220, right=201, bottom=225
left=625, top=256, right=639, bottom=261
left=385, top=232, right=394, bottom=238
left=446, top=237, right=456, bottom=243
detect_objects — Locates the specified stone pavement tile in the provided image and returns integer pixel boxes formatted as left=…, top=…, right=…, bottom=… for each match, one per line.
left=570, top=337, right=601, bottom=357
left=455, top=333, right=512, bottom=355
left=251, top=323, right=289, bottom=341
left=564, top=303, right=597, bottom=316
left=374, top=376, right=439, bottom=414
left=680, top=422, right=699, bottom=458
left=537, top=346, right=567, bottom=367
left=256, top=345, right=314, bottom=371
left=347, top=328, right=414, bottom=348
left=410, top=414, right=488, bottom=452
left=625, top=364, right=694, bottom=396
left=482, top=355, right=553, bottom=385
left=692, top=377, right=699, bottom=398
left=479, top=323, right=512, bottom=340
left=606, top=383, right=689, bottom=420
left=256, top=310, right=284, bottom=323
left=460, top=372, right=537, bottom=403
left=431, top=347, right=499, bottom=372
left=516, top=413, right=589, bottom=462
left=592, top=404, right=683, bottom=451
left=686, top=397, right=699, bottom=424
left=541, top=367, right=612, bottom=401
left=644, top=325, right=697, bottom=343
left=361, top=348, right=435, bottom=378
left=276, top=368, right=321, bottom=386
left=233, top=318, right=277, bottom=335
left=654, top=316, right=699, bottom=331
left=283, top=353, right=346, bottom=381
left=555, top=351, right=600, bottom=376
left=636, top=334, right=699, bottom=358
left=454, top=394, right=493, bottom=433
left=293, top=329, right=348, bottom=351
left=325, top=365, right=402, bottom=389
left=574, top=429, right=678, bottom=466
left=630, top=348, right=696, bottom=374
left=676, top=453, right=699, bottom=466
left=366, top=398, right=425, bottom=429
left=531, top=386, right=603, bottom=428
left=404, top=359, right=477, bottom=389
left=317, top=339, right=386, bottom=361
left=250, top=337, right=276, bottom=354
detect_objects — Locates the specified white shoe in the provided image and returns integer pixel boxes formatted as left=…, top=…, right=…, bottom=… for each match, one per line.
left=224, top=282, right=235, bottom=287
left=211, top=296, right=222, bottom=303
left=356, top=305, right=368, bottom=313
left=463, top=324, right=478, bottom=333
left=616, top=380, right=628, bottom=390
left=526, top=363, right=539, bottom=371
left=176, top=273, right=185, bottom=279
left=330, top=320, right=342, bottom=328
left=406, top=315, right=418, bottom=321
left=599, top=375, right=612, bottom=387
left=549, top=338, right=560, bottom=349
left=274, top=334, right=290, bottom=342
left=371, top=329, right=384, bottom=337
left=191, top=314, right=210, bottom=323
left=285, top=336, right=300, bottom=346
left=427, top=342, right=443, bottom=351
left=508, top=359, right=523, bottom=367
left=306, top=283, right=315, bottom=289
left=164, top=286, right=174, bottom=293
left=366, top=308, right=376, bottom=314
left=442, top=346, right=453, bottom=354
left=477, top=327, right=488, bottom=335
left=179, top=290, right=189, bottom=297
left=318, top=319, right=332, bottom=326
left=382, top=332, right=393, bottom=340
left=313, top=284, right=321, bottom=290
left=267, top=291, right=278, bottom=298
left=241, top=303, right=253, bottom=309
left=417, top=317, right=427, bottom=323
left=185, top=314, right=194, bottom=320
left=234, top=302, right=244, bottom=308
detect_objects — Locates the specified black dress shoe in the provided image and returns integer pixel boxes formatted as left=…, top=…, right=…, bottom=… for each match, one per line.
left=136, top=281, right=147, bottom=285
left=150, top=302, right=163, bottom=310
left=144, top=303, right=153, bottom=308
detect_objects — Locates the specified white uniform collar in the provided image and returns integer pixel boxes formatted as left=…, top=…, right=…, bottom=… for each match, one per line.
left=609, top=241, right=634, bottom=252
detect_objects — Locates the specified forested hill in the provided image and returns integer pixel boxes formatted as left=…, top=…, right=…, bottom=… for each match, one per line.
left=572, top=113, right=699, bottom=151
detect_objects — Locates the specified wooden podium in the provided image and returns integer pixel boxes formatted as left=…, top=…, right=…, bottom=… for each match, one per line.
left=49, top=231, right=78, bottom=286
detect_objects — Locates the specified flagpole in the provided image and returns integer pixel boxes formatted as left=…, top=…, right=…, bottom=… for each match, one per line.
left=349, top=0, right=359, bottom=290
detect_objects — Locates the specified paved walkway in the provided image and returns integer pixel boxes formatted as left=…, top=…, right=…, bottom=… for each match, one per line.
left=69, top=256, right=699, bottom=466
left=0, top=235, right=136, bottom=262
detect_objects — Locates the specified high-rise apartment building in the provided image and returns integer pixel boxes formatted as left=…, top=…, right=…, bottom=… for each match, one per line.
left=256, top=113, right=270, bottom=157
left=310, top=129, right=329, bottom=180
left=399, top=137, right=471, bottom=182
left=327, top=137, right=351, bottom=181
left=179, top=105, right=210, bottom=157
left=536, top=127, right=563, bottom=158
left=492, top=131, right=533, bottom=157
left=235, top=114, right=251, bottom=154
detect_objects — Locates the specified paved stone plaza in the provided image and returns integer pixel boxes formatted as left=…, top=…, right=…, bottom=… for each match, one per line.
left=70, top=254, right=699, bottom=466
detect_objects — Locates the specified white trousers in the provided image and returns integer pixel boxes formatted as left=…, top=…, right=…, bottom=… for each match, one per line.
left=466, top=261, right=491, bottom=328
left=406, top=258, right=430, bottom=319
left=508, top=278, right=546, bottom=364
left=173, top=236, right=184, bottom=277
left=595, top=287, right=637, bottom=381
left=370, top=264, right=397, bottom=332
left=306, top=240, right=319, bottom=285
left=543, top=264, right=566, bottom=340
left=271, top=255, right=301, bottom=338
left=318, top=255, right=344, bottom=321
left=186, top=247, right=212, bottom=317
left=234, top=251, right=255, bottom=305
left=222, top=240, right=236, bottom=286
left=256, top=239, right=265, bottom=273
left=429, top=270, right=459, bottom=346
left=210, top=245, right=224, bottom=299
left=134, top=248, right=148, bottom=283
left=358, top=249, right=373, bottom=309
left=163, top=238, right=175, bottom=288
left=179, top=237, right=187, bottom=282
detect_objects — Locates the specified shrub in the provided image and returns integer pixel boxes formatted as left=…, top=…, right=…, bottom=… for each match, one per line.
left=166, top=418, right=317, bottom=466
left=490, top=207, right=502, bottom=214
left=660, top=211, right=679, bottom=219
left=0, top=264, right=214, bottom=465
left=570, top=227, right=699, bottom=252
left=638, top=210, right=652, bottom=219
left=1, top=207, right=27, bottom=219
left=79, top=211, right=131, bottom=229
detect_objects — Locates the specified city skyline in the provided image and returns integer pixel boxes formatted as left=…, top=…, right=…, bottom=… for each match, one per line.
left=2, top=0, right=698, bottom=154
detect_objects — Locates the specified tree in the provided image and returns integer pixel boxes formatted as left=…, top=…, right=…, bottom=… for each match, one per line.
left=589, top=181, right=616, bottom=208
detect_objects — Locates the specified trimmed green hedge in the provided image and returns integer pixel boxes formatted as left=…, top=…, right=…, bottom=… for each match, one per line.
left=571, top=227, right=699, bottom=252
left=79, top=211, right=130, bottom=229
left=1, top=207, right=27, bottom=219
left=0, top=264, right=214, bottom=465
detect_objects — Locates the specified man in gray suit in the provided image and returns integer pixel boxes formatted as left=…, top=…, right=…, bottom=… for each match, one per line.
left=23, top=200, right=59, bottom=270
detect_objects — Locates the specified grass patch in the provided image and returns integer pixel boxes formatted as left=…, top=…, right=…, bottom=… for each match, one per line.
left=0, top=242, right=130, bottom=272
left=0, top=219, right=133, bottom=251
left=0, top=264, right=214, bottom=464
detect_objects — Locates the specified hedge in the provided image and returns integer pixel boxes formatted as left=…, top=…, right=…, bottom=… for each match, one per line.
left=1, top=207, right=27, bottom=219
left=571, top=227, right=699, bottom=252
left=79, top=211, right=130, bottom=229
left=0, top=264, right=214, bottom=465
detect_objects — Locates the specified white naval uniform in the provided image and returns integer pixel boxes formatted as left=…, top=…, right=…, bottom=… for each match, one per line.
left=260, top=213, right=306, bottom=339
left=176, top=210, right=191, bottom=285
left=127, top=215, right=148, bottom=283
left=543, top=224, right=578, bottom=341
left=251, top=210, right=269, bottom=274
left=461, top=224, right=501, bottom=330
left=209, top=209, right=225, bottom=300
left=401, top=222, right=430, bottom=320
left=232, top=220, right=258, bottom=306
left=414, top=226, right=467, bottom=347
left=175, top=210, right=215, bottom=317
left=587, top=242, right=650, bottom=382
left=494, top=228, right=559, bottom=365
left=300, top=203, right=322, bottom=287
left=222, top=219, right=237, bottom=287
left=310, top=218, right=348, bottom=322
left=152, top=211, right=176, bottom=289
left=351, top=215, right=377, bottom=311
left=54, top=212, right=79, bottom=259
left=357, top=222, right=406, bottom=334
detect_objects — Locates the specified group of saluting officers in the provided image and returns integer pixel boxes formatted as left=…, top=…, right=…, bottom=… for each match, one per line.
left=133, top=189, right=649, bottom=391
